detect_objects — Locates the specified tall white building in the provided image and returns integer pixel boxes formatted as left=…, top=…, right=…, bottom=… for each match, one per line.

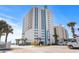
left=53, top=25, right=68, bottom=42
left=22, top=6, right=54, bottom=45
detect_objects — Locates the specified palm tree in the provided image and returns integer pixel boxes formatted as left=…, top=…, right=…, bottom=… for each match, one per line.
left=0, top=20, right=7, bottom=41
left=3, top=24, right=13, bottom=44
left=67, top=22, right=76, bottom=38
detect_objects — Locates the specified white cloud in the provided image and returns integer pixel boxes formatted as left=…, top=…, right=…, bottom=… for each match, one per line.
left=75, top=25, right=79, bottom=29
left=0, top=13, right=17, bottom=21
left=74, top=25, right=79, bottom=36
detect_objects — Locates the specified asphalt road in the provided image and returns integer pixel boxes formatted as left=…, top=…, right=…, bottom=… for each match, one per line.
left=1, top=45, right=79, bottom=53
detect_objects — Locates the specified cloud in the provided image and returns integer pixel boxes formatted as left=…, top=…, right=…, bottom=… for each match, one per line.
left=74, top=25, right=79, bottom=36
left=0, top=13, right=17, bottom=21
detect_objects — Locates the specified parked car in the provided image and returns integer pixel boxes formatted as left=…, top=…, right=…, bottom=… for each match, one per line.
left=67, top=37, right=79, bottom=49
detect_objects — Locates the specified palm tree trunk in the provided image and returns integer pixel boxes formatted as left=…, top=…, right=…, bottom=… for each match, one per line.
left=0, top=35, right=1, bottom=42
left=5, top=33, right=8, bottom=45
left=0, top=33, right=1, bottom=42
left=71, top=27, right=75, bottom=38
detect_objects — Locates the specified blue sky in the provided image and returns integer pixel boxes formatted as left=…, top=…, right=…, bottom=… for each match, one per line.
left=0, top=5, right=79, bottom=43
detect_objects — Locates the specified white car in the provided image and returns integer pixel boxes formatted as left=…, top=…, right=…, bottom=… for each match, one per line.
left=67, top=38, right=79, bottom=49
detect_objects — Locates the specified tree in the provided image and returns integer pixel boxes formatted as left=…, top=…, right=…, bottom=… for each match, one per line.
left=0, top=20, right=7, bottom=41
left=67, top=22, right=76, bottom=38
left=0, top=20, right=13, bottom=46
left=3, top=24, right=13, bottom=44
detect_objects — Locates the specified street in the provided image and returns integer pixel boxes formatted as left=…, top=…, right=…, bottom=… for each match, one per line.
left=0, top=45, right=77, bottom=53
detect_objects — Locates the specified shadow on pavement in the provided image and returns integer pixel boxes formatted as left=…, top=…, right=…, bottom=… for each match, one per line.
left=69, top=48, right=79, bottom=50
left=0, top=48, right=13, bottom=53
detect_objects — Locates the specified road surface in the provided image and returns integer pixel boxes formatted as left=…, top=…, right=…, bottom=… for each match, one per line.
left=0, top=45, right=79, bottom=53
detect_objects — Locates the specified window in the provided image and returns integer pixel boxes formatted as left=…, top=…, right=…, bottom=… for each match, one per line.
left=34, top=35, right=38, bottom=38
left=42, top=35, right=45, bottom=37
left=35, top=8, right=38, bottom=29
left=41, top=10, right=46, bottom=30
left=41, top=9, right=47, bottom=43
left=34, top=32, right=38, bottom=34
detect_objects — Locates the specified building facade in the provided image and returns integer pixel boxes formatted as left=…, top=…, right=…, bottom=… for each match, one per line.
left=53, top=25, right=68, bottom=42
left=22, top=6, right=54, bottom=45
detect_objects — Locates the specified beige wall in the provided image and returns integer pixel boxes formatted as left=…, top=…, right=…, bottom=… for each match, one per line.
left=54, top=25, right=68, bottom=41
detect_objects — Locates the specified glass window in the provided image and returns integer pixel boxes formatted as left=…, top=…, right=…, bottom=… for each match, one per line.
left=34, top=35, right=38, bottom=38
left=35, top=8, right=38, bottom=29
left=41, top=10, right=46, bottom=30
left=41, top=9, right=46, bottom=39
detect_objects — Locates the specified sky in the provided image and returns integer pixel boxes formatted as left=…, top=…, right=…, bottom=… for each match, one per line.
left=0, top=5, right=79, bottom=43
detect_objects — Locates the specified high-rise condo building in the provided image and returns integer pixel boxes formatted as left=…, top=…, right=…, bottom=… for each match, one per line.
left=53, top=25, right=68, bottom=42
left=22, top=6, right=54, bottom=45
